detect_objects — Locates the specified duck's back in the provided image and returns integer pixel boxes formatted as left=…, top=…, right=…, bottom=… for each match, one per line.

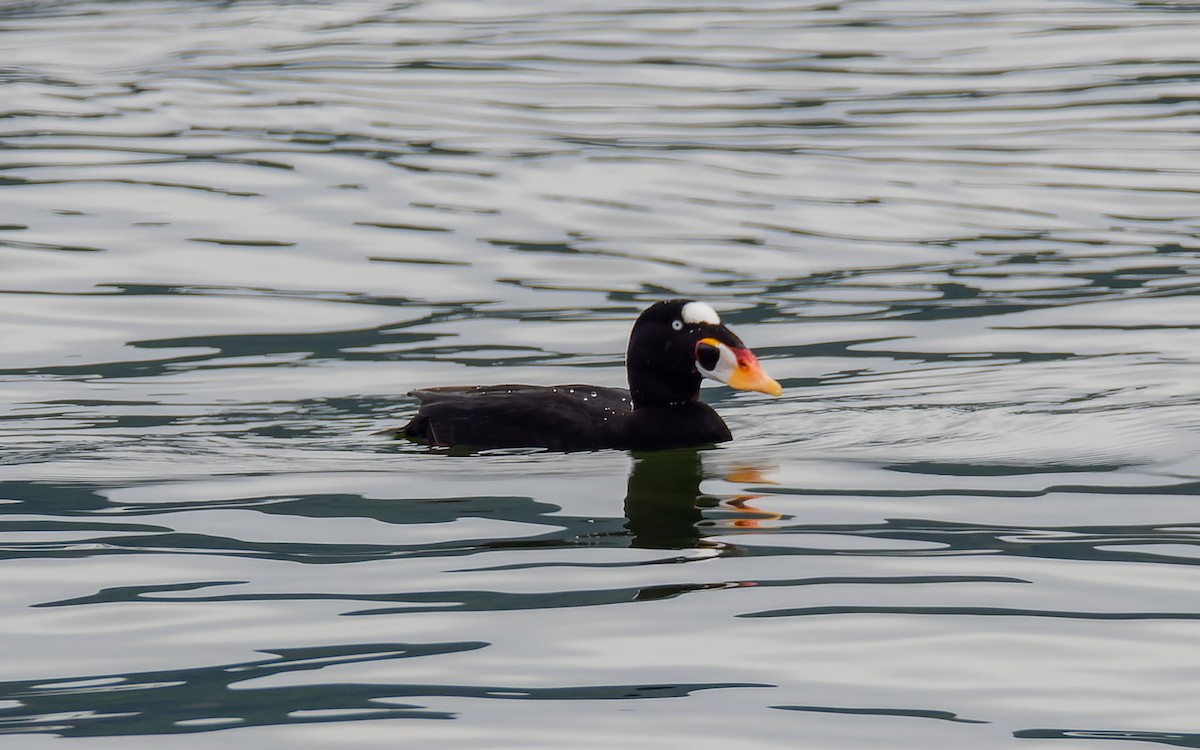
left=401, top=384, right=633, bottom=450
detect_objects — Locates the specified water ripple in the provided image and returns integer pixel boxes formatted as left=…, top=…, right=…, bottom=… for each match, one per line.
left=2, top=1, right=1199, bottom=748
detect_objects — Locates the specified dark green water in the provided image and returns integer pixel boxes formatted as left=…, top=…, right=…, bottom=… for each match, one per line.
left=1, top=1, right=1199, bottom=748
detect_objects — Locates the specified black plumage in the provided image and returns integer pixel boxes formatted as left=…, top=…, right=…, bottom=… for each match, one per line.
left=397, top=300, right=780, bottom=451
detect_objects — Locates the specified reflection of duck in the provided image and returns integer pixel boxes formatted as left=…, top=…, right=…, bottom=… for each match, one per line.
left=718, top=466, right=782, bottom=529
left=397, top=300, right=781, bottom=451
left=723, top=496, right=783, bottom=529
left=623, top=449, right=707, bottom=549
left=623, top=450, right=781, bottom=548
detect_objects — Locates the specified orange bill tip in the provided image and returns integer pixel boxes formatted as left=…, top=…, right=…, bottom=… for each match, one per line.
left=728, top=348, right=782, bottom=397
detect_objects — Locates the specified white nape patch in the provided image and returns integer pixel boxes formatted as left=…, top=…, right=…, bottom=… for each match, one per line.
left=681, top=301, right=720, bottom=325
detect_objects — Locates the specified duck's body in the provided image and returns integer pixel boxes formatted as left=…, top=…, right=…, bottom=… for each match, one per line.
left=397, top=300, right=779, bottom=451
left=403, top=383, right=731, bottom=451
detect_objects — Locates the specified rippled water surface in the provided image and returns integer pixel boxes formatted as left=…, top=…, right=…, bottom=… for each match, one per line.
left=2, top=1, right=1200, bottom=747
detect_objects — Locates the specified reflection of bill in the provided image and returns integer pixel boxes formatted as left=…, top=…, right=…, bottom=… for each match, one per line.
left=722, top=465, right=782, bottom=529
left=724, top=496, right=782, bottom=529
left=623, top=450, right=779, bottom=548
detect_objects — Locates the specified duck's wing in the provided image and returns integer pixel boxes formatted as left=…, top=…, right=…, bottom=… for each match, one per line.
left=398, top=384, right=632, bottom=450
left=411, top=384, right=630, bottom=407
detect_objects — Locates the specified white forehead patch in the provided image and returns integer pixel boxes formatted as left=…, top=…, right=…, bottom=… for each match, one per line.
left=681, top=301, right=721, bottom=325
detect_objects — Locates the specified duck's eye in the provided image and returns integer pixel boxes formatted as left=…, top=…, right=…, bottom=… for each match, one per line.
left=671, top=319, right=683, bottom=331
left=696, top=341, right=720, bottom=371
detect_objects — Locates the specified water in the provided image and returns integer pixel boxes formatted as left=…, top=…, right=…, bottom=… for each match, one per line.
left=2, top=1, right=1199, bottom=747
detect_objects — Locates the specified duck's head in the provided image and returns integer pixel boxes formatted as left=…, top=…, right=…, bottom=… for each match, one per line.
left=626, top=299, right=782, bottom=407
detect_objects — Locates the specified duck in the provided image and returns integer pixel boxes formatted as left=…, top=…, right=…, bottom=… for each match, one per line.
left=396, top=299, right=781, bottom=451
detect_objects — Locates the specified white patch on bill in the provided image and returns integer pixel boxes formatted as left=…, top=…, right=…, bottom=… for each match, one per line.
left=681, top=301, right=721, bottom=325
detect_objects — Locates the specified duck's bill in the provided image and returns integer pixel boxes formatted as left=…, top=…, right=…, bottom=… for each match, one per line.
left=696, top=338, right=783, bottom=397
left=727, top=347, right=783, bottom=396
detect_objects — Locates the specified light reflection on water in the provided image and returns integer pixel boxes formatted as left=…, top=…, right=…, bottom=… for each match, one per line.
left=1, top=0, right=1200, bottom=747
